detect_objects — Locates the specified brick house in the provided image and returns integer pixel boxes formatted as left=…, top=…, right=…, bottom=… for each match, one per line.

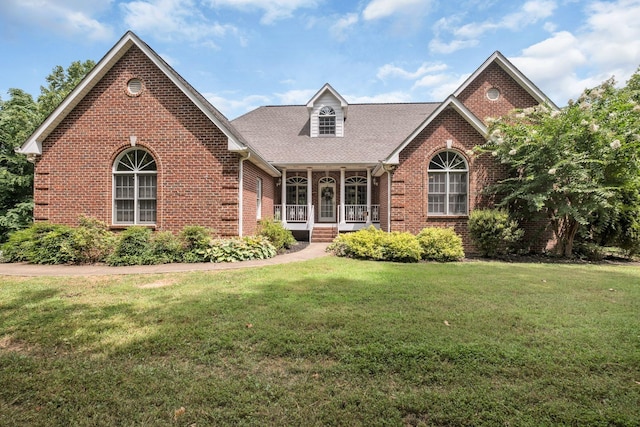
left=18, top=31, right=555, bottom=248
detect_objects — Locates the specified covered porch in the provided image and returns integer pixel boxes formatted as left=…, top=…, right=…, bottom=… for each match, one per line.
left=272, top=167, right=381, bottom=240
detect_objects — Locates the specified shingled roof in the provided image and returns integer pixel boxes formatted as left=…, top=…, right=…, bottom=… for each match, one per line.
left=231, top=102, right=439, bottom=166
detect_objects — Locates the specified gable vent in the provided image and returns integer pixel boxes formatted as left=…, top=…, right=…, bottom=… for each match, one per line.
left=127, top=78, right=143, bottom=96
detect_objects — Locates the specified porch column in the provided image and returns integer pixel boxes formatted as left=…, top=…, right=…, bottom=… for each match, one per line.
left=366, top=167, right=372, bottom=225
left=340, top=167, right=346, bottom=226
left=307, top=168, right=312, bottom=224
left=281, top=168, right=287, bottom=226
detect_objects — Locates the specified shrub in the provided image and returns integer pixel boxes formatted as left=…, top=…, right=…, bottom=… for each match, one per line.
left=201, top=236, right=277, bottom=262
left=417, top=228, right=465, bottom=262
left=258, top=218, right=296, bottom=251
left=1, top=223, right=77, bottom=264
left=71, top=216, right=116, bottom=264
left=383, top=231, right=423, bottom=262
left=106, top=226, right=154, bottom=266
left=468, top=209, right=524, bottom=257
left=328, top=227, right=422, bottom=263
left=179, top=226, right=213, bottom=263
left=150, top=231, right=182, bottom=264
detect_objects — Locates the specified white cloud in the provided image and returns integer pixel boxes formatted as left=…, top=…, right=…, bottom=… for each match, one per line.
left=377, top=62, right=448, bottom=81
left=204, top=92, right=271, bottom=118
left=205, top=0, right=319, bottom=24
left=0, top=0, right=114, bottom=41
left=431, top=0, right=557, bottom=54
left=362, top=0, right=432, bottom=21
left=274, top=89, right=317, bottom=105
left=346, top=91, right=413, bottom=104
left=428, top=38, right=479, bottom=54
left=510, top=0, right=640, bottom=105
left=121, top=0, right=239, bottom=47
left=330, top=13, right=359, bottom=42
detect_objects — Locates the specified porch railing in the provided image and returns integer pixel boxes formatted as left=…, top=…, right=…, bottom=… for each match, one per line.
left=343, top=204, right=380, bottom=223
left=274, top=204, right=379, bottom=223
left=274, top=204, right=308, bottom=222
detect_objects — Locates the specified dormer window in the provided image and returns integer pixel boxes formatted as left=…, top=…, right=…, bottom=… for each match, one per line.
left=318, top=106, right=336, bottom=136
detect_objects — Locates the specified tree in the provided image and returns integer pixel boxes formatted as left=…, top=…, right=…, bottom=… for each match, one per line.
left=479, top=72, right=640, bottom=257
left=38, top=60, right=95, bottom=117
left=0, top=60, right=95, bottom=242
left=0, top=89, right=39, bottom=241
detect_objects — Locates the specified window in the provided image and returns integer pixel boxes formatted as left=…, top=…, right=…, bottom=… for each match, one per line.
left=428, top=151, right=467, bottom=215
left=286, top=176, right=307, bottom=205
left=256, top=177, right=263, bottom=220
left=345, top=176, right=367, bottom=205
left=318, top=106, right=336, bottom=135
left=113, top=148, right=157, bottom=224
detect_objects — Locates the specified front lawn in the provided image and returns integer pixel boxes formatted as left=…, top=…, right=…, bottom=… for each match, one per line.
left=1, top=258, right=639, bottom=426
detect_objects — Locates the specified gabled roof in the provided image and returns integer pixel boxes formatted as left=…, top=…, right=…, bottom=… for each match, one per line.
left=18, top=31, right=279, bottom=177
left=306, top=83, right=349, bottom=117
left=232, top=103, right=439, bottom=167
left=383, top=96, right=488, bottom=166
left=454, top=51, right=558, bottom=109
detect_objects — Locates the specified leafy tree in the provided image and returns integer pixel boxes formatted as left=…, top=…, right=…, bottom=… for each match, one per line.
left=0, top=89, right=38, bottom=241
left=479, top=71, right=640, bottom=257
left=0, top=60, right=95, bottom=242
left=38, top=60, right=95, bottom=117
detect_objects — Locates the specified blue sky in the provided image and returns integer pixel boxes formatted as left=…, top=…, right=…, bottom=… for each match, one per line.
left=1, top=0, right=640, bottom=119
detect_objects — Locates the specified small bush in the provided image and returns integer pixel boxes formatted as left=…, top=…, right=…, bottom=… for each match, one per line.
left=201, top=236, right=277, bottom=262
left=106, top=226, right=154, bottom=266
left=1, top=223, right=77, bottom=264
left=328, top=227, right=422, bottom=263
left=179, top=226, right=213, bottom=263
left=71, top=216, right=116, bottom=264
left=468, top=209, right=524, bottom=257
left=258, top=218, right=296, bottom=251
left=417, top=228, right=465, bottom=262
left=150, top=231, right=182, bottom=264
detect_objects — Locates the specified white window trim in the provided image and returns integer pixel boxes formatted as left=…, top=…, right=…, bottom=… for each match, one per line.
left=112, top=148, right=157, bottom=225
left=427, top=151, right=469, bottom=216
left=256, top=177, right=263, bottom=220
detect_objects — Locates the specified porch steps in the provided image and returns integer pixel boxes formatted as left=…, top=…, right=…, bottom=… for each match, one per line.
left=311, top=226, right=338, bottom=243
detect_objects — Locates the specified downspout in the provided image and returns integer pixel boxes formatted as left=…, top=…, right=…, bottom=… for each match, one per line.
left=238, top=151, right=250, bottom=237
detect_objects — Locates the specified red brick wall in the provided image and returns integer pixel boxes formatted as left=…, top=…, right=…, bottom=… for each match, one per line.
left=391, top=65, right=543, bottom=252
left=457, top=62, right=539, bottom=123
left=242, top=161, right=275, bottom=236
left=34, top=46, right=241, bottom=236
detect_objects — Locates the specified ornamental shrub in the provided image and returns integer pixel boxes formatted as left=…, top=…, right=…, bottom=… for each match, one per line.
left=468, top=209, right=524, bottom=257
left=1, top=223, right=76, bottom=264
left=71, top=216, right=116, bottom=264
left=106, top=226, right=154, bottom=266
left=258, top=217, right=296, bottom=251
left=328, top=226, right=422, bottom=262
left=150, top=231, right=182, bottom=264
left=179, top=226, right=213, bottom=263
left=201, top=236, right=276, bottom=262
left=417, top=227, right=465, bottom=262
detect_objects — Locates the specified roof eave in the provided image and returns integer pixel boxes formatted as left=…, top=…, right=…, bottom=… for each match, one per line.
left=384, top=96, right=487, bottom=164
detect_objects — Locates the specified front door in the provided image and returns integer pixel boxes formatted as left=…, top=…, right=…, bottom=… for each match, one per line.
left=318, top=177, right=336, bottom=222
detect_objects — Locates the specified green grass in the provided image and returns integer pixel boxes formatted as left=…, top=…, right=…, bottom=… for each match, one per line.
left=1, top=257, right=639, bottom=426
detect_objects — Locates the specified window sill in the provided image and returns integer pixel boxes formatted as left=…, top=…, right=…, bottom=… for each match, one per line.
left=427, top=215, right=468, bottom=219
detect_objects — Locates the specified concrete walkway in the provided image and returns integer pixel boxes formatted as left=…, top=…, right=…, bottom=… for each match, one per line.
left=0, top=243, right=331, bottom=277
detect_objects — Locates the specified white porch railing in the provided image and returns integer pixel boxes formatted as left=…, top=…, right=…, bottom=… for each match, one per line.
left=274, top=204, right=379, bottom=224
left=343, top=204, right=380, bottom=223
left=274, top=204, right=308, bottom=222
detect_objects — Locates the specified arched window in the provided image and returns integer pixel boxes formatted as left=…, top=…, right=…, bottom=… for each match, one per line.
left=428, top=151, right=467, bottom=215
left=286, top=176, right=307, bottom=205
left=113, top=148, right=157, bottom=224
left=345, top=176, right=367, bottom=205
left=318, top=106, right=336, bottom=135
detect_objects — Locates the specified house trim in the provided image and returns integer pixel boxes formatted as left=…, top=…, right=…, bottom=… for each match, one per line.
left=453, top=51, right=558, bottom=109
left=377, top=95, right=487, bottom=172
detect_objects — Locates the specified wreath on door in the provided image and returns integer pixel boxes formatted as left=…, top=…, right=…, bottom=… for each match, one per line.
left=322, top=187, right=334, bottom=201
